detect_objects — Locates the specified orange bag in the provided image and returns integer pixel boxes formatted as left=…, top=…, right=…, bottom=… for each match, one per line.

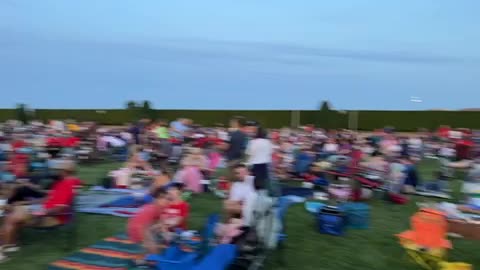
left=411, top=209, right=450, bottom=248
left=397, top=208, right=451, bottom=249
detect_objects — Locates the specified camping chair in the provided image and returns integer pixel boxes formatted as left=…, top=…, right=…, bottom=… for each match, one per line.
left=23, top=184, right=81, bottom=251
left=396, top=208, right=451, bottom=270
left=146, top=214, right=220, bottom=270
left=192, top=244, right=237, bottom=270
left=199, top=214, right=220, bottom=254
left=325, top=166, right=384, bottom=190
left=24, top=200, right=77, bottom=251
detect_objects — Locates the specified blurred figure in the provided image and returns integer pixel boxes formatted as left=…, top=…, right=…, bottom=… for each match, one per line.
left=246, top=127, right=273, bottom=188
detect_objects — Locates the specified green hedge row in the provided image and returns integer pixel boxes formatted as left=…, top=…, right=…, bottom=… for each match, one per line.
left=0, top=109, right=17, bottom=122
left=356, top=111, right=480, bottom=131
left=157, top=110, right=292, bottom=128
left=0, top=109, right=479, bottom=130
left=34, top=110, right=138, bottom=125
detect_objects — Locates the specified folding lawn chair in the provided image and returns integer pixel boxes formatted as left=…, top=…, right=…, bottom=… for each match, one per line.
left=26, top=197, right=78, bottom=251
left=325, top=166, right=384, bottom=190
left=192, top=244, right=237, bottom=270
left=146, top=214, right=220, bottom=270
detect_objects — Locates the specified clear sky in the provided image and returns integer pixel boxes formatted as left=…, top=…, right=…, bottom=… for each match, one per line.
left=1, top=0, right=479, bottom=110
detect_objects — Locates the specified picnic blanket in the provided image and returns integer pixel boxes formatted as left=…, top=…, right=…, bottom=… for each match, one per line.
left=76, top=188, right=148, bottom=217
left=77, top=187, right=193, bottom=218
left=76, top=190, right=131, bottom=209
left=48, top=233, right=144, bottom=270
left=76, top=207, right=143, bottom=218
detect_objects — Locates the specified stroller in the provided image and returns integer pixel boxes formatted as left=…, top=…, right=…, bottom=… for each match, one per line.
left=230, top=191, right=293, bottom=270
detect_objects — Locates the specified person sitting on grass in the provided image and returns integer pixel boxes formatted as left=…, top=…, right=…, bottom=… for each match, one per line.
left=127, top=188, right=169, bottom=255
left=174, top=149, right=206, bottom=193
left=360, top=151, right=388, bottom=174
left=0, top=160, right=81, bottom=263
left=150, top=171, right=171, bottom=193
left=126, top=145, right=154, bottom=173
left=161, top=183, right=190, bottom=231
left=223, top=164, right=254, bottom=220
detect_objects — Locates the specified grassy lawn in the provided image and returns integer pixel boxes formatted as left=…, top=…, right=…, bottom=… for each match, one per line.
left=3, top=160, right=479, bottom=270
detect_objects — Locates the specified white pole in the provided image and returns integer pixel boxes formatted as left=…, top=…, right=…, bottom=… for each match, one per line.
left=353, top=111, right=358, bottom=131
left=348, top=111, right=352, bottom=130
left=297, top=111, right=302, bottom=126
left=290, top=111, right=295, bottom=128
left=349, top=111, right=358, bottom=131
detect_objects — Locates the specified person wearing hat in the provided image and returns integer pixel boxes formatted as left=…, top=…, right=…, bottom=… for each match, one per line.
left=0, top=160, right=82, bottom=261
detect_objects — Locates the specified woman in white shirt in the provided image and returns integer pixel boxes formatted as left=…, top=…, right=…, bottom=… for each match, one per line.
left=246, top=127, right=273, bottom=187
left=323, top=138, right=339, bottom=156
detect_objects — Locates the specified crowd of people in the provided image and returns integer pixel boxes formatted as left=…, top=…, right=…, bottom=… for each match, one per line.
left=0, top=118, right=479, bottom=264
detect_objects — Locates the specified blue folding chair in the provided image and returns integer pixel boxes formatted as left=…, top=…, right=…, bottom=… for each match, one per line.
left=146, top=214, right=220, bottom=270
left=192, top=244, right=237, bottom=270
left=199, top=214, right=219, bottom=255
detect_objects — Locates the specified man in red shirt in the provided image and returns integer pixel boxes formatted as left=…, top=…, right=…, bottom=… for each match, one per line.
left=0, top=160, right=81, bottom=260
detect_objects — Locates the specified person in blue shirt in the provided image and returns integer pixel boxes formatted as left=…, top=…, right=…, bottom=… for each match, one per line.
left=295, top=147, right=316, bottom=177
left=226, top=117, right=247, bottom=163
left=128, top=122, right=141, bottom=145
left=170, top=118, right=190, bottom=139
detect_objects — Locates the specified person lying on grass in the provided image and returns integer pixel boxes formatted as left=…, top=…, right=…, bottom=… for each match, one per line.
left=0, top=160, right=82, bottom=263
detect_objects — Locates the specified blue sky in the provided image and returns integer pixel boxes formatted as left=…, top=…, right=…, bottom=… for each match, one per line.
left=1, top=0, right=479, bottom=110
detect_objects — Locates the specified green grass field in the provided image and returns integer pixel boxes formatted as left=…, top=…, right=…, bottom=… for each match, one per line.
left=3, top=160, right=479, bottom=270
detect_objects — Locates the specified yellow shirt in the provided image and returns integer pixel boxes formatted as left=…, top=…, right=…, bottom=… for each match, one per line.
left=67, top=124, right=80, bottom=132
